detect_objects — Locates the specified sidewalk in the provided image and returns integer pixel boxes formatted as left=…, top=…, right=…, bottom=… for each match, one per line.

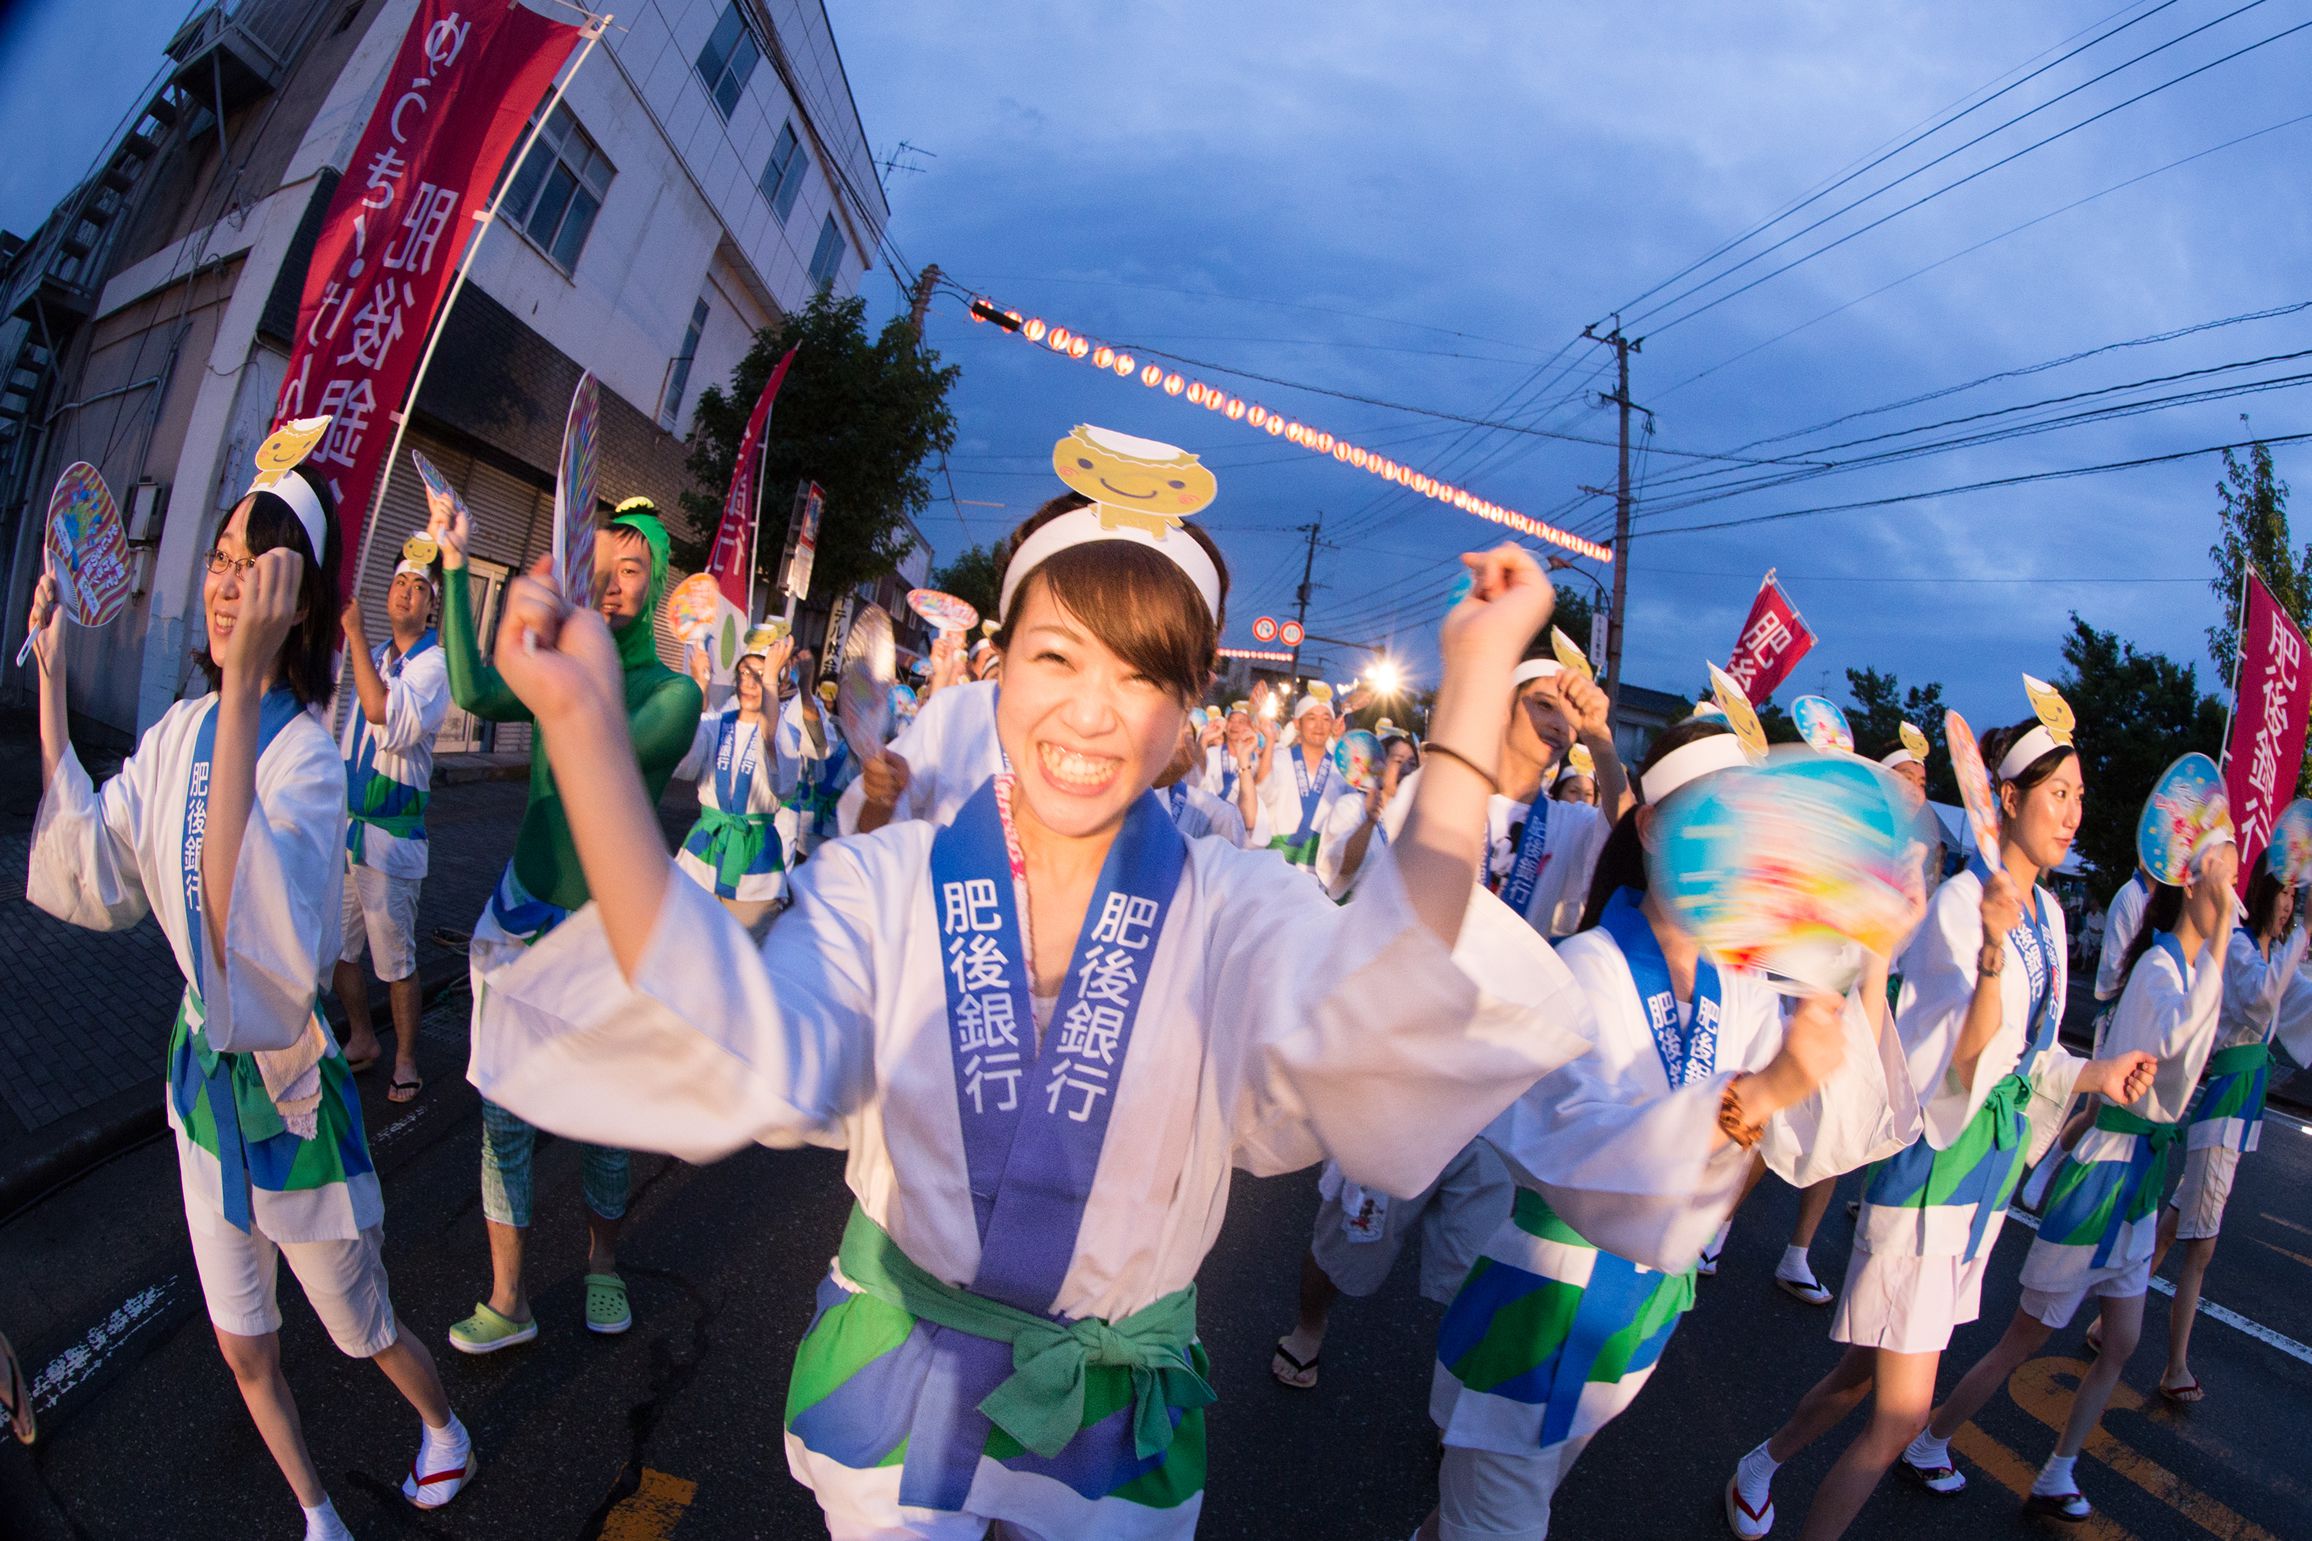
left=0, top=707, right=695, bottom=1211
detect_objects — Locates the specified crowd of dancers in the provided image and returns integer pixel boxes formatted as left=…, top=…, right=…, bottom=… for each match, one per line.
left=18, top=418, right=2310, bottom=1540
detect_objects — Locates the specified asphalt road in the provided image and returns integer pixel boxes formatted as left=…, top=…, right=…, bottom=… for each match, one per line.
left=4, top=986, right=2309, bottom=1540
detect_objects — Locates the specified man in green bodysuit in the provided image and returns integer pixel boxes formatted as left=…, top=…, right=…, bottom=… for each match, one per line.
left=428, top=492, right=702, bottom=1352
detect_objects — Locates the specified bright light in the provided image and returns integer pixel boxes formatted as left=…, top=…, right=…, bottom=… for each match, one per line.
left=1368, top=660, right=1403, bottom=698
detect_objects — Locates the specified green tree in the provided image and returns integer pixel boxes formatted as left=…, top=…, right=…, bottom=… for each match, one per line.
left=2056, top=615, right=2227, bottom=902
left=678, top=290, right=961, bottom=606
left=929, top=542, right=1001, bottom=627
left=1844, top=666, right=1957, bottom=801
left=2207, top=432, right=2309, bottom=673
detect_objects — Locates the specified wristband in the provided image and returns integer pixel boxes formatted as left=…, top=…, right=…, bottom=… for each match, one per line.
left=1422, top=743, right=1501, bottom=796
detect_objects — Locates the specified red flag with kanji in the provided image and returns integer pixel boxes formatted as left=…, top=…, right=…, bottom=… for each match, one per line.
left=273, top=1, right=582, bottom=597
left=706, top=346, right=798, bottom=609
left=1722, top=571, right=1815, bottom=703
left=2222, top=570, right=2311, bottom=889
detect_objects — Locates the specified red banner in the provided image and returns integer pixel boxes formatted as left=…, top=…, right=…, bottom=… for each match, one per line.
left=1722, top=572, right=1816, bottom=703
left=706, top=346, right=798, bottom=609
left=274, top=1, right=581, bottom=597
left=2223, top=571, right=2310, bottom=888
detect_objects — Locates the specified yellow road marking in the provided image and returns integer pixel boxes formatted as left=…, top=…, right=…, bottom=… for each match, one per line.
left=1949, top=1423, right=2136, bottom=1539
left=2250, top=1237, right=2312, bottom=1271
left=2258, top=1211, right=2312, bottom=1241
left=599, top=1468, right=698, bottom=1540
left=2007, top=1357, right=2283, bottom=1540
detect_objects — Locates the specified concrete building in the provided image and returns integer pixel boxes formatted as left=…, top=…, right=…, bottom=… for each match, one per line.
left=0, top=0, right=887, bottom=752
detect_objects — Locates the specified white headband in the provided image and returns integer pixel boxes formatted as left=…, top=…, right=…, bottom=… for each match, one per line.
left=1642, top=733, right=1751, bottom=804
left=253, top=468, right=329, bottom=565
left=1292, top=694, right=1333, bottom=721
left=1554, top=761, right=1592, bottom=785
left=1879, top=748, right=1919, bottom=770
left=1996, top=725, right=2065, bottom=783
left=392, top=559, right=437, bottom=591
left=1514, top=659, right=1562, bottom=687
left=996, top=506, right=1222, bottom=624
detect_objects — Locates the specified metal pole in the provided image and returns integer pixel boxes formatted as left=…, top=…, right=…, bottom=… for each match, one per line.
left=2218, top=559, right=2256, bottom=768
left=1581, top=321, right=1638, bottom=691
left=1289, top=512, right=1320, bottom=679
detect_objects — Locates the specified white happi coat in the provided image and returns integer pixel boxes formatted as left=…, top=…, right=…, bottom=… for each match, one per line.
left=30, top=698, right=378, bottom=1240
left=1370, top=769, right=1609, bottom=938
left=470, top=829, right=1591, bottom=1327
left=2198, top=926, right=2312, bottom=1151
left=1165, top=782, right=1248, bottom=846
left=835, top=678, right=1002, bottom=835
left=336, top=634, right=450, bottom=879
left=1258, top=743, right=1351, bottom=856
left=1483, top=925, right=1908, bottom=1274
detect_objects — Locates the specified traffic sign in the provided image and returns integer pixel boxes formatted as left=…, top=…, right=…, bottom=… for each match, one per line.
left=1279, top=619, right=1305, bottom=647
left=1252, top=615, right=1279, bottom=643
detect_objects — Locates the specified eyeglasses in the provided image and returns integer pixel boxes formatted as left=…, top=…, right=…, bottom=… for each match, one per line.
left=205, top=550, right=260, bottom=578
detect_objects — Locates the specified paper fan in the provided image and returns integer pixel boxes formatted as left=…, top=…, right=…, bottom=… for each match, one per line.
left=1944, top=710, right=2002, bottom=871
left=666, top=572, right=724, bottom=645
left=43, top=463, right=131, bottom=627
left=836, top=603, right=897, bottom=760
left=1791, top=696, right=1855, bottom=755
left=554, top=372, right=600, bottom=609
left=2266, top=799, right=2312, bottom=885
left=907, top=588, right=978, bottom=632
left=1651, top=751, right=1920, bottom=995
left=1707, top=662, right=1769, bottom=762
left=1550, top=626, right=1594, bottom=682
left=2136, top=752, right=2231, bottom=885
left=1333, top=729, right=1383, bottom=792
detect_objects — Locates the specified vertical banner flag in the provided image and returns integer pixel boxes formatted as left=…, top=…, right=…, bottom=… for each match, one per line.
left=706, top=346, right=800, bottom=609
left=273, top=0, right=582, bottom=598
left=781, top=481, right=827, bottom=603
left=2223, top=570, right=2311, bottom=887
left=1722, top=571, right=1816, bottom=704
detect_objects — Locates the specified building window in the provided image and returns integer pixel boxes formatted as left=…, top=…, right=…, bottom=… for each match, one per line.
left=502, top=104, right=614, bottom=275
left=806, top=214, right=845, bottom=290
left=660, top=297, right=710, bottom=429
left=695, top=3, right=760, bottom=120
left=758, top=120, right=807, bottom=223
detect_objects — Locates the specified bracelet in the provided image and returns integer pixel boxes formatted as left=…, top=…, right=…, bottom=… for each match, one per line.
left=1717, top=1082, right=1765, bottom=1150
left=1422, top=743, right=1501, bottom=796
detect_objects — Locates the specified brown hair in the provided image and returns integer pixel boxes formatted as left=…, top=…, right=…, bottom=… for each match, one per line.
left=1980, top=717, right=2077, bottom=801
left=992, top=491, right=1229, bottom=702
left=193, top=471, right=342, bottom=708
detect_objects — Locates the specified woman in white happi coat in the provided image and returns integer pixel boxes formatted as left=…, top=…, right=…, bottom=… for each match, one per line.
left=1913, top=840, right=2233, bottom=1522
left=25, top=468, right=471, bottom=1539
left=2140, top=862, right=2312, bottom=1402
left=1726, top=707, right=2157, bottom=1541
left=677, top=631, right=820, bottom=928
left=463, top=465, right=1596, bottom=1541
left=1418, top=718, right=1881, bottom=1541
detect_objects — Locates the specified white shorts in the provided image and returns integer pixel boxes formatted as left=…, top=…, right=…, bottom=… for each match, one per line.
left=1436, top=1443, right=1565, bottom=1541
left=2169, top=1144, right=2241, bottom=1242
left=1311, top=1142, right=1511, bottom=1303
left=187, top=1216, right=398, bottom=1356
left=2019, top=1257, right=2152, bottom=1329
left=1829, top=1242, right=1993, bottom=1356
left=339, top=865, right=421, bottom=981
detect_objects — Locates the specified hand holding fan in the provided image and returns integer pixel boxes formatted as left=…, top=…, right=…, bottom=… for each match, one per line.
left=2136, top=752, right=2232, bottom=885
left=1944, top=709, right=2002, bottom=871
left=1651, top=751, right=1922, bottom=995
left=836, top=602, right=897, bottom=760
left=553, top=372, right=600, bottom=611
left=17, top=464, right=129, bottom=665
left=1332, top=729, right=1384, bottom=792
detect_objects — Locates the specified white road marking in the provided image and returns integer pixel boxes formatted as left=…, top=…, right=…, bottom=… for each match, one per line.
left=31, top=1275, right=185, bottom=1413
left=2006, top=1209, right=2312, bottom=1368
left=369, top=1097, right=435, bottom=1149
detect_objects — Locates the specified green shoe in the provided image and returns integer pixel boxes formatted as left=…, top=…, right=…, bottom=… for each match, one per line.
left=447, top=1302, right=537, bottom=1355
left=584, top=1273, right=631, bottom=1335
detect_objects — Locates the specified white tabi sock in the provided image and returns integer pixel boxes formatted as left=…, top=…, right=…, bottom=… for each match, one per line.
left=2032, top=1453, right=2079, bottom=1496
left=1775, top=1244, right=1817, bottom=1285
left=1736, top=1439, right=1779, bottom=1503
left=423, top=1411, right=471, bottom=1464
left=302, top=1497, right=354, bottom=1541
left=1904, top=1430, right=1950, bottom=1469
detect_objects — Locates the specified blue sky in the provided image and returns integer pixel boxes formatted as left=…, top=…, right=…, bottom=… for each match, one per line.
left=10, top=1, right=2309, bottom=729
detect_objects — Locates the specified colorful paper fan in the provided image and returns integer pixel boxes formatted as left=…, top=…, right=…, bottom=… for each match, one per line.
left=1791, top=696, right=1855, bottom=755
left=2137, top=752, right=2232, bottom=885
left=892, top=682, right=921, bottom=725
left=2267, top=799, right=2312, bottom=884
left=1650, top=751, right=1921, bottom=995
left=1944, top=709, right=2002, bottom=871
left=907, top=588, right=979, bottom=632
left=44, top=463, right=130, bottom=627
left=666, top=572, right=724, bottom=645
left=554, top=372, right=600, bottom=609
left=1333, top=729, right=1383, bottom=792
left=836, top=602, right=897, bottom=761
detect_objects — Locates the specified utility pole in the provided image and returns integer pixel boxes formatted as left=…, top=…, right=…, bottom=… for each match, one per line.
left=1581, top=319, right=1642, bottom=691
left=1289, top=512, right=1323, bottom=681
left=907, top=263, right=942, bottom=341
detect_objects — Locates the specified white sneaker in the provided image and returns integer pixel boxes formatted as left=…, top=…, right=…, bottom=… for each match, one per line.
left=1725, top=1473, right=1774, bottom=1538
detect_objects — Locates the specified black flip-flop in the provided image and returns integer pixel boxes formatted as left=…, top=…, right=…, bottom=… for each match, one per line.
left=1270, top=1339, right=1319, bottom=1390
left=1, top=1329, right=34, bottom=1445
left=2023, top=1489, right=2091, bottom=1523
left=388, top=1076, right=425, bottom=1105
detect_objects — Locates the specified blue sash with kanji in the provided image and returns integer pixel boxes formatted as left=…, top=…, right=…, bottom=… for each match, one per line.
left=1291, top=750, right=1333, bottom=840
left=905, top=776, right=1188, bottom=1508
left=1598, top=888, right=1721, bottom=1087
left=1495, top=796, right=1551, bottom=916
left=711, top=710, right=764, bottom=812
left=182, top=686, right=308, bottom=1231
left=343, top=629, right=436, bottom=864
